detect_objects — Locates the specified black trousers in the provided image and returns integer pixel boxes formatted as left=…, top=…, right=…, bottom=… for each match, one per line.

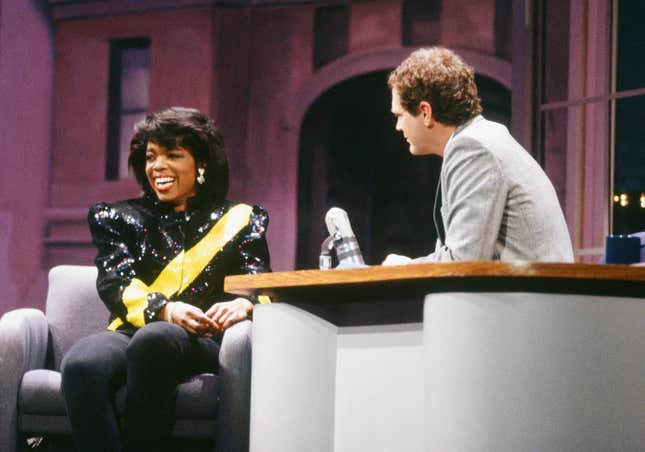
left=61, top=322, right=220, bottom=452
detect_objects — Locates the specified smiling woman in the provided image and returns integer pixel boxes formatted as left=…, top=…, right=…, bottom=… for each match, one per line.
left=61, top=107, right=270, bottom=452
left=128, top=107, right=229, bottom=206
left=144, top=143, right=198, bottom=211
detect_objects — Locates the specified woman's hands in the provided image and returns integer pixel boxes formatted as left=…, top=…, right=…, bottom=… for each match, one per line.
left=161, top=301, right=219, bottom=336
left=205, top=298, right=253, bottom=332
left=160, top=298, right=253, bottom=336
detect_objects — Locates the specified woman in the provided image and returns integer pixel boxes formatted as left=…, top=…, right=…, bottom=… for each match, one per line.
left=61, top=107, right=270, bottom=452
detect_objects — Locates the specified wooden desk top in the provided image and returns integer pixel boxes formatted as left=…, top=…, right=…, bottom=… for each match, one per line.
left=225, top=262, right=645, bottom=303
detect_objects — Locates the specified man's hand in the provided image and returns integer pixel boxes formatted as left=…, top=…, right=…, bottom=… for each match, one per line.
left=162, top=301, right=219, bottom=336
left=206, top=298, right=253, bottom=331
left=382, top=253, right=413, bottom=266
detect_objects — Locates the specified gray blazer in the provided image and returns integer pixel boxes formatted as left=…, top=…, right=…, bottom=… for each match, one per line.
left=416, top=115, right=574, bottom=262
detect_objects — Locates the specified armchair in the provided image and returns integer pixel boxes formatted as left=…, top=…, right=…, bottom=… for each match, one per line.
left=0, top=265, right=252, bottom=451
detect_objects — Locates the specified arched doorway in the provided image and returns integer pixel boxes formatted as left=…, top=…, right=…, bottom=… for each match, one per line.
left=295, top=63, right=511, bottom=269
left=297, top=70, right=442, bottom=268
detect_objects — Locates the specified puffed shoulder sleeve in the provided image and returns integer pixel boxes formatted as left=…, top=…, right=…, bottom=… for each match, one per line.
left=88, top=203, right=169, bottom=330
left=238, top=205, right=271, bottom=275
left=88, top=203, right=135, bottom=324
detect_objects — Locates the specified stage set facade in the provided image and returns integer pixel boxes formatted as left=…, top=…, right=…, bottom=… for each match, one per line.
left=0, top=0, right=643, bottom=313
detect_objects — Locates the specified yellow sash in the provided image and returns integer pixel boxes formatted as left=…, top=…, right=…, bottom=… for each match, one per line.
left=108, top=204, right=253, bottom=330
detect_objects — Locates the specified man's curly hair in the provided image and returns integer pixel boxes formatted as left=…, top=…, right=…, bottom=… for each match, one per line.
left=388, top=47, right=482, bottom=125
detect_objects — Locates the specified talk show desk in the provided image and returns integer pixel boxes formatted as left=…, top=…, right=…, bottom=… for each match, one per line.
left=225, top=263, right=645, bottom=452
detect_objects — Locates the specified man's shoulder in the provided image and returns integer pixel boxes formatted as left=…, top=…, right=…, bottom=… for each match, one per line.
left=453, top=116, right=509, bottom=143
left=448, top=116, right=525, bottom=161
left=445, top=117, right=497, bottom=160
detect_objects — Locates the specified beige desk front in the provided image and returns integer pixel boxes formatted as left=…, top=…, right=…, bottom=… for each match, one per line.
left=226, top=262, right=645, bottom=452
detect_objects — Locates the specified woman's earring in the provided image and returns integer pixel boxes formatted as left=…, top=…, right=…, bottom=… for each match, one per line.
left=197, top=167, right=206, bottom=185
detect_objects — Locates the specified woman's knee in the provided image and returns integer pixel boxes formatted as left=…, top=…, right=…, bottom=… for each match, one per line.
left=61, top=332, right=127, bottom=390
left=126, top=321, right=187, bottom=362
left=61, top=351, right=93, bottom=388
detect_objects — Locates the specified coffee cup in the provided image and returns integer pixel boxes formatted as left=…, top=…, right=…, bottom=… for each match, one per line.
left=605, top=235, right=641, bottom=264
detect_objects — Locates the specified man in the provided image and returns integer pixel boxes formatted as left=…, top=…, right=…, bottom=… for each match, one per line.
left=383, top=47, right=573, bottom=264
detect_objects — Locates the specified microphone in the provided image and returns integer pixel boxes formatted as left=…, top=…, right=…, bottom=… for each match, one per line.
left=320, top=207, right=366, bottom=269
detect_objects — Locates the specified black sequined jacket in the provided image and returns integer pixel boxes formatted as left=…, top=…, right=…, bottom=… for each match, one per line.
left=88, top=193, right=271, bottom=333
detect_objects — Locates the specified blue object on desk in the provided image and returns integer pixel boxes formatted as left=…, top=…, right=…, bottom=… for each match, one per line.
left=605, top=234, right=641, bottom=264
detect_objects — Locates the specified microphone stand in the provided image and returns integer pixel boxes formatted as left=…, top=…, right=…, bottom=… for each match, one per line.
left=319, top=233, right=338, bottom=270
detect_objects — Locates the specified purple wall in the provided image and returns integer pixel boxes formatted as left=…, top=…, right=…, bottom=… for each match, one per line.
left=2, top=0, right=611, bottom=316
left=0, top=1, right=514, bottom=317
left=0, top=0, right=53, bottom=314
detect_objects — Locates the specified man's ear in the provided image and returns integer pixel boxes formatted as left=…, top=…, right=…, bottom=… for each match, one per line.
left=418, top=101, right=433, bottom=127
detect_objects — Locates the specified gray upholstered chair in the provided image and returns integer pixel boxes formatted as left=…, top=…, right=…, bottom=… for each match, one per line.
left=0, top=265, right=252, bottom=452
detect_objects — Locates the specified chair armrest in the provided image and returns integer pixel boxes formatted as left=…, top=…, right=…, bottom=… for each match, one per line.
left=0, top=308, right=49, bottom=452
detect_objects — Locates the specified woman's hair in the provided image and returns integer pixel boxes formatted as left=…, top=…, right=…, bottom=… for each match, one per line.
left=388, top=47, right=482, bottom=125
left=129, top=107, right=229, bottom=201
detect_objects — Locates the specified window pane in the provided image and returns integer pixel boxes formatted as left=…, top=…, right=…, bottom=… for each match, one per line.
left=313, top=6, right=349, bottom=70
left=106, top=39, right=150, bottom=180
left=616, top=0, right=645, bottom=91
left=614, top=95, right=645, bottom=193
left=493, top=0, right=512, bottom=60
left=120, top=47, right=150, bottom=110
left=541, top=0, right=570, bottom=103
left=613, top=95, right=645, bottom=234
left=402, top=0, right=441, bottom=46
